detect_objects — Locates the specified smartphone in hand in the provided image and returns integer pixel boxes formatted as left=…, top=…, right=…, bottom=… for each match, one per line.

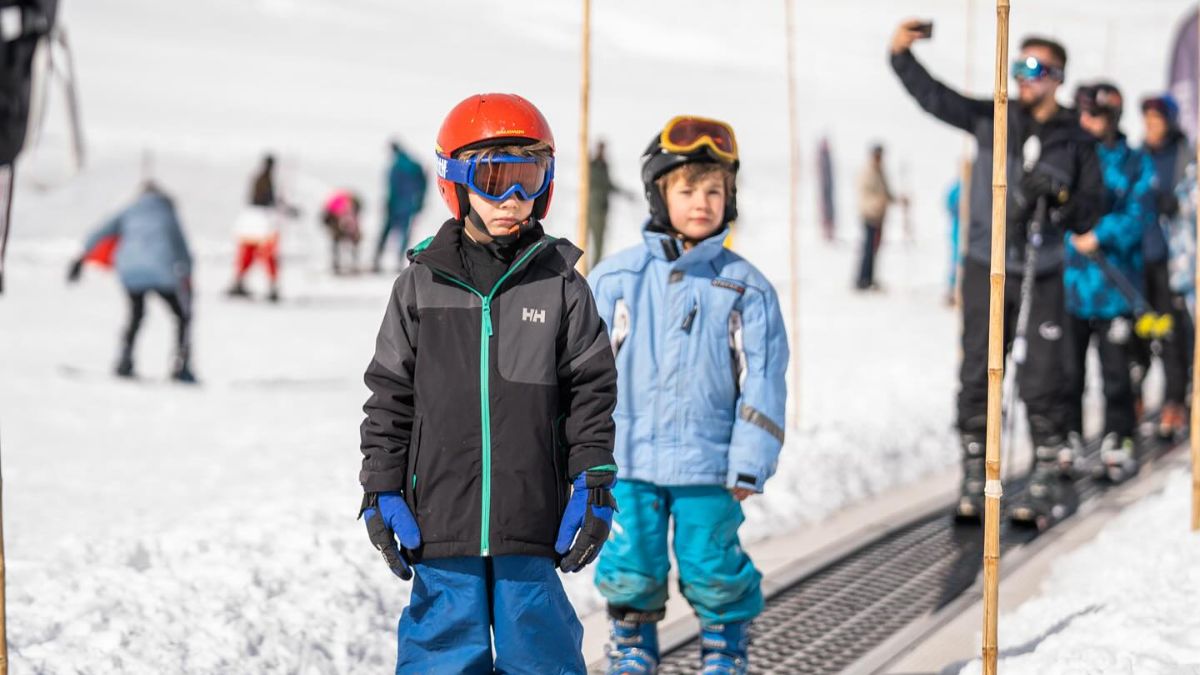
left=914, top=21, right=934, bottom=38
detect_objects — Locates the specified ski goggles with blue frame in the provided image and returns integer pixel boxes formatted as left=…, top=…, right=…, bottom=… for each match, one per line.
left=1011, top=56, right=1064, bottom=82
left=437, top=154, right=555, bottom=202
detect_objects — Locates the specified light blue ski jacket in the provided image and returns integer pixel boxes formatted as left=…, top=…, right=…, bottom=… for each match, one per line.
left=588, top=225, right=788, bottom=491
left=83, top=190, right=192, bottom=292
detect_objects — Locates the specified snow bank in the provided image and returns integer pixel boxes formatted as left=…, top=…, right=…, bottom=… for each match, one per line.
left=956, top=471, right=1200, bottom=675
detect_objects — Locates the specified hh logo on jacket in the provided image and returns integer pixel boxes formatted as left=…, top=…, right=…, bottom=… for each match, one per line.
left=522, top=307, right=546, bottom=324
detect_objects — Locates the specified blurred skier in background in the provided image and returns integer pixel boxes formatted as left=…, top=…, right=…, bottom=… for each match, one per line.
left=818, top=136, right=837, bottom=241
left=373, top=141, right=427, bottom=273
left=68, top=181, right=196, bottom=382
left=321, top=188, right=362, bottom=275
left=587, top=138, right=633, bottom=267
left=890, top=20, right=1104, bottom=523
left=946, top=179, right=962, bottom=306
left=855, top=143, right=899, bottom=291
left=1063, top=82, right=1153, bottom=482
left=1135, top=94, right=1194, bottom=437
left=227, top=154, right=297, bottom=302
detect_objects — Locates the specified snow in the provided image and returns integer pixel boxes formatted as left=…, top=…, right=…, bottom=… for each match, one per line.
left=0, top=0, right=1195, bottom=672
left=955, top=470, right=1200, bottom=675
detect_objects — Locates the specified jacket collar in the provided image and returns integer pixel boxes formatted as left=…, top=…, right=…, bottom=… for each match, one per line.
left=642, top=221, right=728, bottom=267
left=410, top=218, right=581, bottom=284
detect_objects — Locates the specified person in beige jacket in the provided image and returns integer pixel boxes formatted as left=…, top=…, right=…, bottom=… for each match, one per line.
left=856, top=144, right=897, bottom=290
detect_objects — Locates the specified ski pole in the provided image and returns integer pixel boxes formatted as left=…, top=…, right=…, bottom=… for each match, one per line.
left=1086, top=250, right=1174, bottom=338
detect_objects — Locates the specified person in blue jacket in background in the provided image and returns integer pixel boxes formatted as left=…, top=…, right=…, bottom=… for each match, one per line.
left=946, top=179, right=962, bottom=306
left=589, top=116, right=788, bottom=675
left=1064, top=83, right=1154, bottom=475
left=68, top=182, right=195, bottom=382
left=372, top=140, right=427, bottom=273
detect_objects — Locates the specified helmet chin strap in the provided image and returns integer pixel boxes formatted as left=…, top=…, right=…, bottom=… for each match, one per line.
left=466, top=208, right=530, bottom=246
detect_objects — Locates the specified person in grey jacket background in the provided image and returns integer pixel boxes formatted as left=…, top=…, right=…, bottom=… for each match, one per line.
left=69, top=182, right=196, bottom=383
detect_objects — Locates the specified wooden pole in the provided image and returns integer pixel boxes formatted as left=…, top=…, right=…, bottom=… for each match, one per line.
left=576, top=0, right=592, bottom=274
left=1192, top=0, right=1200, bottom=533
left=784, top=0, right=802, bottom=426
left=982, top=0, right=1010, bottom=672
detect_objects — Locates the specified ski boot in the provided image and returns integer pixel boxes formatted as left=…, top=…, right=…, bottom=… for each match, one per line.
left=699, top=621, right=750, bottom=675
left=267, top=285, right=281, bottom=303
left=171, top=350, right=197, bottom=385
left=1070, top=429, right=1089, bottom=473
left=1051, top=433, right=1083, bottom=479
left=226, top=280, right=250, bottom=298
left=1098, top=432, right=1138, bottom=483
left=1009, top=458, right=1070, bottom=530
left=606, top=618, right=658, bottom=674
left=954, top=431, right=986, bottom=522
left=115, top=344, right=135, bottom=378
left=1159, top=402, right=1186, bottom=440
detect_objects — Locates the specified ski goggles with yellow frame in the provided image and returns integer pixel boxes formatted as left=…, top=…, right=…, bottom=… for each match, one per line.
left=659, top=115, right=739, bottom=163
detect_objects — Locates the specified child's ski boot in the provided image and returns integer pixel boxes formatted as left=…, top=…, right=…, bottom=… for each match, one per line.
left=699, top=621, right=750, bottom=675
left=606, top=619, right=658, bottom=674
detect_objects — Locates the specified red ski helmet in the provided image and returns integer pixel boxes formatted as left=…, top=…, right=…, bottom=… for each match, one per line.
left=435, top=93, right=556, bottom=220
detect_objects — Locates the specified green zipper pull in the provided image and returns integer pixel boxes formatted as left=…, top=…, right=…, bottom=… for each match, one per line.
left=482, top=299, right=494, bottom=337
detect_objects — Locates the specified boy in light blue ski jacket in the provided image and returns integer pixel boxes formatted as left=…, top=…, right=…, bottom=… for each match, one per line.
left=590, top=227, right=788, bottom=488
left=589, top=116, right=788, bottom=675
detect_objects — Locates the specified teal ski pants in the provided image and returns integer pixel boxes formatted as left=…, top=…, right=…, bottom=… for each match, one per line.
left=594, top=480, right=763, bottom=624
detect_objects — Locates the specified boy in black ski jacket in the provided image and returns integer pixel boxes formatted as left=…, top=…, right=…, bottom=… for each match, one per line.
left=357, top=93, right=618, bottom=673
left=890, top=21, right=1104, bottom=522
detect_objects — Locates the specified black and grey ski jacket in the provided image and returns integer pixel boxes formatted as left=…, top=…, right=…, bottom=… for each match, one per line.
left=359, top=219, right=617, bottom=562
left=892, top=49, right=1104, bottom=277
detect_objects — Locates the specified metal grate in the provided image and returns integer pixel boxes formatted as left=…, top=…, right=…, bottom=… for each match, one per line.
left=656, top=431, right=1176, bottom=673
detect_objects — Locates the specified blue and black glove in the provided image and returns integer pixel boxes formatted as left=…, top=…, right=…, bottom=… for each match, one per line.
left=555, top=470, right=617, bottom=573
left=360, top=491, right=421, bottom=580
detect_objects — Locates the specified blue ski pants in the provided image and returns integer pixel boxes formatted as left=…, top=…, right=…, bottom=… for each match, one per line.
left=395, top=555, right=585, bottom=674
left=594, top=481, right=763, bottom=624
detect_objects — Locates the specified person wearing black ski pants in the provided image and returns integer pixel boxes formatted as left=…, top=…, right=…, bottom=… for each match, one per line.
left=958, top=259, right=1067, bottom=437
left=890, top=24, right=1104, bottom=518
left=1063, top=316, right=1135, bottom=439
left=123, top=287, right=191, bottom=372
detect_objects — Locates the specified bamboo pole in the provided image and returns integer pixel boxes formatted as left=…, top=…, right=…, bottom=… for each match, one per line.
left=784, top=0, right=802, bottom=426
left=575, top=0, right=593, bottom=275
left=1193, top=0, right=1200, bottom=533
left=982, top=0, right=1011, bottom=672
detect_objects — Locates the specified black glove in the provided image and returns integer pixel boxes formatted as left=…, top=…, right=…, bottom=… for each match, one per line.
left=1156, top=190, right=1180, bottom=218
left=1019, top=170, right=1069, bottom=207
left=66, top=258, right=83, bottom=283
left=554, top=471, right=618, bottom=573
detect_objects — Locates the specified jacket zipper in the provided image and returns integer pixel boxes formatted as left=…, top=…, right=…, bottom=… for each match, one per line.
left=428, top=240, right=546, bottom=556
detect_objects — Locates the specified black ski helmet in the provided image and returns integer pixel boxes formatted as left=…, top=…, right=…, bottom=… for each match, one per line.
left=641, top=134, right=739, bottom=231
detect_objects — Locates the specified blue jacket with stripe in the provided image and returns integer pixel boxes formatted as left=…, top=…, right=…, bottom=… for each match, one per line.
left=588, top=225, right=789, bottom=491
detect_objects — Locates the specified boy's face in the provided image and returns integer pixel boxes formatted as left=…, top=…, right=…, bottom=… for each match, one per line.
left=664, top=172, right=726, bottom=242
left=466, top=192, right=535, bottom=238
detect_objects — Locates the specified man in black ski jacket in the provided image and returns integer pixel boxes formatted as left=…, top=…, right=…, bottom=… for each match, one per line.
left=890, top=20, right=1104, bottom=521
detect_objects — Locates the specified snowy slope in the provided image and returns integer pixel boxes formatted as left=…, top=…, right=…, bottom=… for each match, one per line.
left=0, top=0, right=1195, bottom=672
left=955, top=470, right=1200, bottom=675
